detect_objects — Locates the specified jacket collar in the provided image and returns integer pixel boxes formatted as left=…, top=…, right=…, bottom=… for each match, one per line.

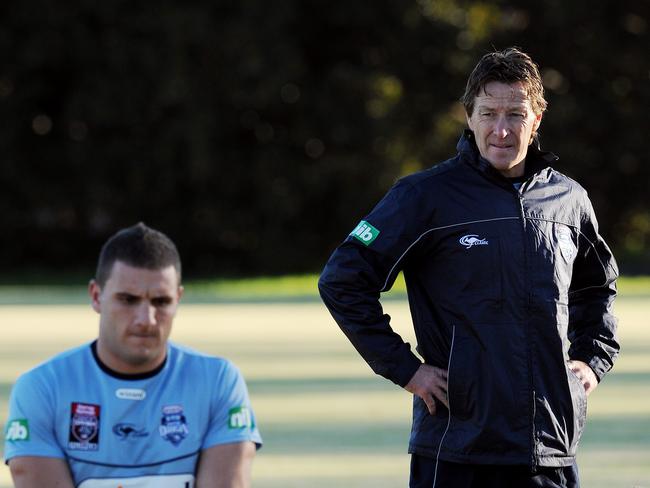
left=456, top=129, right=559, bottom=183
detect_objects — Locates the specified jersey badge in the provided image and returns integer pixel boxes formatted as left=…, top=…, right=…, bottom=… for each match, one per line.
left=159, top=404, right=189, bottom=446
left=228, top=406, right=253, bottom=429
left=5, top=419, right=30, bottom=442
left=350, top=220, right=380, bottom=246
left=69, top=402, right=101, bottom=451
left=113, top=422, right=149, bottom=440
left=115, top=388, right=147, bottom=400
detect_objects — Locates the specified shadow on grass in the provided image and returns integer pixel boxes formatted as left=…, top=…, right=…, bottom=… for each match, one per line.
left=583, top=415, right=650, bottom=447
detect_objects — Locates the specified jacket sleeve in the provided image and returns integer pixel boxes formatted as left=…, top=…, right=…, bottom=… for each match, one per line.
left=318, top=179, right=425, bottom=387
left=567, top=191, right=620, bottom=381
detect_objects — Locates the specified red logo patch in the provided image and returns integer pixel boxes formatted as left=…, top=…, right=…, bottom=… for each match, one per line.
left=68, top=402, right=100, bottom=451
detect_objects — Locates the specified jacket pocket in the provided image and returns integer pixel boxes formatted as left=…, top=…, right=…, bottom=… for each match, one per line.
left=447, top=328, right=478, bottom=421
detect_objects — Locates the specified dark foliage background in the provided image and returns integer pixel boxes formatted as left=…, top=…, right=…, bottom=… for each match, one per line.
left=1, top=0, right=648, bottom=279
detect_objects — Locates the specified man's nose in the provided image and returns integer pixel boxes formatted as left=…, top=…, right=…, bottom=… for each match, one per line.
left=493, top=116, right=508, bottom=138
left=135, top=303, right=157, bottom=326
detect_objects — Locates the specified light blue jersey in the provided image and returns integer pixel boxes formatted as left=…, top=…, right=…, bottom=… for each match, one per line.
left=4, top=341, right=262, bottom=487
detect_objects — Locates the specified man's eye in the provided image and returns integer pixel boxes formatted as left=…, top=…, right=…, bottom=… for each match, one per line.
left=152, top=297, right=172, bottom=307
left=120, top=295, right=139, bottom=305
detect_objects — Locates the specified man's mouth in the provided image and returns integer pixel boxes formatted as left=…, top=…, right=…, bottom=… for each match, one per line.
left=130, top=333, right=157, bottom=339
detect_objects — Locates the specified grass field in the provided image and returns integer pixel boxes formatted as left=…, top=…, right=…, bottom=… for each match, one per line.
left=1, top=286, right=649, bottom=487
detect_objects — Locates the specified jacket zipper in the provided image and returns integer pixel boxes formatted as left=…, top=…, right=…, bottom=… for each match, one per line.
left=516, top=188, right=538, bottom=472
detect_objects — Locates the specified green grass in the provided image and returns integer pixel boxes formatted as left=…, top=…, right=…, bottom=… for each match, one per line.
left=1, top=273, right=647, bottom=305
left=1, top=284, right=649, bottom=487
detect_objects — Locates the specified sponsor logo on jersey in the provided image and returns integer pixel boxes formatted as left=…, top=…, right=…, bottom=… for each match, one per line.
left=228, top=406, right=253, bottom=429
left=115, top=388, right=147, bottom=401
left=159, top=404, right=188, bottom=446
left=113, top=422, right=149, bottom=440
left=5, top=419, right=29, bottom=442
left=69, top=402, right=100, bottom=451
left=350, top=220, right=380, bottom=246
left=557, top=227, right=576, bottom=261
left=77, top=473, right=195, bottom=487
left=459, top=234, right=489, bottom=249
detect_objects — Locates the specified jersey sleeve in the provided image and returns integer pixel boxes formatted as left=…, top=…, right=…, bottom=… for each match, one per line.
left=201, top=360, right=262, bottom=450
left=4, top=369, right=65, bottom=462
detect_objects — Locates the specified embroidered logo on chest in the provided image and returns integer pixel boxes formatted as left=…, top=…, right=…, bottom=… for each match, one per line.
left=459, top=234, right=489, bottom=249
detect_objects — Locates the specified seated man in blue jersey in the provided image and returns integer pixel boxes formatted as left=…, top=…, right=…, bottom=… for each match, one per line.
left=4, top=223, right=262, bottom=488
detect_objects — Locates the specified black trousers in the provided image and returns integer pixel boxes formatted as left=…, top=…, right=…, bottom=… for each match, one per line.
left=410, top=454, right=580, bottom=488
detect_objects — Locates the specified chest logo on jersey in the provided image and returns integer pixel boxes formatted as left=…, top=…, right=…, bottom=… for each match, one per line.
left=159, top=404, right=189, bottom=446
left=115, top=388, right=147, bottom=401
left=557, top=227, right=576, bottom=262
left=113, top=422, right=149, bottom=440
left=69, top=402, right=100, bottom=451
left=459, top=234, right=489, bottom=249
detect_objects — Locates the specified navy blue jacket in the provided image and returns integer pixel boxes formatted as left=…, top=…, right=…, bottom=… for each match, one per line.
left=318, top=130, right=619, bottom=468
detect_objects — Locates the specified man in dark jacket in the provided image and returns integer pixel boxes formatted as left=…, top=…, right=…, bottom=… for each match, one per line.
left=318, top=47, right=619, bottom=488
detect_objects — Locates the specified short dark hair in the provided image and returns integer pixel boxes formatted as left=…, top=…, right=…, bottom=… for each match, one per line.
left=95, top=223, right=181, bottom=287
left=461, top=47, right=547, bottom=117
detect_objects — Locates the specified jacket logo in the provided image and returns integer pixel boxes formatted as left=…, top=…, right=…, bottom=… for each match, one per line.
left=557, top=227, right=576, bottom=261
left=459, top=234, right=489, bottom=249
left=350, top=220, right=380, bottom=245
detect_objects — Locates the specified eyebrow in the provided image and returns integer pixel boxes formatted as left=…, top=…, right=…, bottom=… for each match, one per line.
left=476, top=103, right=528, bottom=111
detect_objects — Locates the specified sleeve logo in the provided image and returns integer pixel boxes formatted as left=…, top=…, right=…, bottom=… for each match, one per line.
left=350, top=220, right=380, bottom=246
left=557, top=227, right=576, bottom=262
left=5, top=419, right=29, bottom=441
left=228, top=406, right=253, bottom=429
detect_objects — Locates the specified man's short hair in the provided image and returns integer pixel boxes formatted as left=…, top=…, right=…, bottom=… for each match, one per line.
left=95, top=223, right=182, bottom=287
left=461, top=47, right=548, bottom=117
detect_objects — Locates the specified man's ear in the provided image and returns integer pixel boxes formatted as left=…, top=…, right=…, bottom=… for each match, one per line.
left=177, top=285, right=184, bottom=302
left=89, top=280, right=102, bottom=313
left=533, top=112, right=542, bottom=132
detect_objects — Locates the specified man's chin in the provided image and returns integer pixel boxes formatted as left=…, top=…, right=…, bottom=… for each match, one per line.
left=487, top=158, right=524, bottom=176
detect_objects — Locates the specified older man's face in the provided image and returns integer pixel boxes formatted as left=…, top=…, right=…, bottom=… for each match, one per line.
left=467, top=80, right=542, bottom=178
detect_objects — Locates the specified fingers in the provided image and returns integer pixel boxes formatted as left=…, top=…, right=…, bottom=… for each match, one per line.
left=404, top=364, right=449, bottom=415
left=423, top=394, right=437, bottom=416
left=568, top=360, right=598, bottom=396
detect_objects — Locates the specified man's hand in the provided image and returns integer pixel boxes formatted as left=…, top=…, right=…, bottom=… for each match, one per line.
left=404, top=364, right=448, bottom=415
left=568, top=360, right=598, bottom=396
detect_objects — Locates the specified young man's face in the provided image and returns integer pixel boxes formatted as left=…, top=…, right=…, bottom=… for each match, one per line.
left=89, top=261, right=183, bottom=374
left=467, top=80, right=542, bottom=178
